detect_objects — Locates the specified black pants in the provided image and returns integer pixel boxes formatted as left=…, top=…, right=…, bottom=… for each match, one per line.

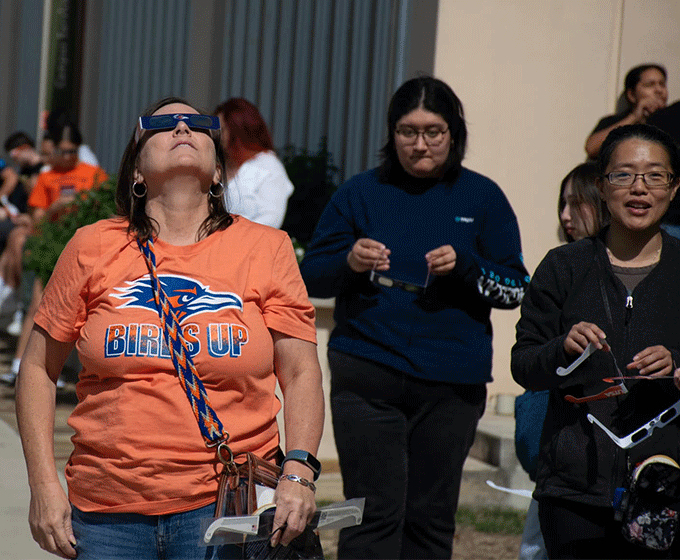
left=538, top=497, right=680, bottom=559
left=329, top=349, right=486, bottom=560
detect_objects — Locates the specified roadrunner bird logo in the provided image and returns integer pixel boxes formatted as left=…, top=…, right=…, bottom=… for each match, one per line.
left=112, top=275, right=243, bottom=322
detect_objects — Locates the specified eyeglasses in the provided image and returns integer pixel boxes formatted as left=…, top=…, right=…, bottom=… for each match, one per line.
left=369, top=249, right=431, bottom=294
left=395, top=127, right=449, bottom=146
left=556, top=341, right=600, bottom=377
left=369, top=270, right=429, bottom=294
left=561, top=343, right=629, bottom=404
left=136, top=113, right=220, bottom=142
left=564, top=379, right=628, bottom=404
left=54, top=148, right=78, bottom=157
left=605, top=171, right=675, bottom=189
left=588, top=398, right=680, bottom=449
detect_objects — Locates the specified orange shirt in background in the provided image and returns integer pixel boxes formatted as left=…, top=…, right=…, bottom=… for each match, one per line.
left=35, top=217, right=316, bottom=515
left=28, top=161, right=107, bottom=209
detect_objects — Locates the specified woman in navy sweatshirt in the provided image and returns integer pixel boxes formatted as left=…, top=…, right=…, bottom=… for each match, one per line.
left=300, top=76, right=529, bottom=560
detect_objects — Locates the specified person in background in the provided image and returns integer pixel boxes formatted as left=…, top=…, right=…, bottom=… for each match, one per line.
left=585, top=64, right=667, bottom=160
left=0, top=158, right=23, bottom=251
left=558, top=162, right=608, bottom=242
left=4, top=131, right=45, bottom=204
left=15, top=97, right=323, bottom=560
left=516, top=161, right=606, bottom=560
left=46, top=109, right=100, bottom=168
left=214, top=98, right=294, bottom=228
left=512, top=124, right=680, bottom=558
left=0, top=122, right=106, bottom=387
left=0, top=132, right=48, bottom=340
left=645, top=100, right=680, bottom=238
left=301, top=76, right=529, bottom=560
left=28, top=121, right=107, bottom=222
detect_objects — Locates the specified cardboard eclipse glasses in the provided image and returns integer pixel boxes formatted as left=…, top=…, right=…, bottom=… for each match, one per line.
left=136, top=113, right=220, bottom=142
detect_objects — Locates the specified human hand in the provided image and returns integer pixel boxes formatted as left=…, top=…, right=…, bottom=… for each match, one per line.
left=564, top=322, right=608, bottom=356
left=347, top=238, right=390, bottom=273
left=632, top=96, right=665, bottom=121
left=271, top=471, right=316, bottom=547
left=627, top=345, right=673, bottom=378
left=28, top=481, right=76, bottom=558
left=425, top=245, right=456, bottom=276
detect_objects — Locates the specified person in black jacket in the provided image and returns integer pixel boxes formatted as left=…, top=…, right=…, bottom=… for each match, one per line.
left=585, top=64, right=668, bottom=160
left=512, top=123, right=680, bottom=559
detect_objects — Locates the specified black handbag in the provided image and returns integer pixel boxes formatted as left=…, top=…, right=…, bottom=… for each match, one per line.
left=615, top=455, right=680, bottom=552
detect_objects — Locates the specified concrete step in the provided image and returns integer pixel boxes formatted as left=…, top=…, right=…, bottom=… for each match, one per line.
left=468, top=412, right=533, bottom=511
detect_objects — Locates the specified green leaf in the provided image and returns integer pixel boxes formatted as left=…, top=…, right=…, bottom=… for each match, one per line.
left=24, top=176, right=118, bottom=285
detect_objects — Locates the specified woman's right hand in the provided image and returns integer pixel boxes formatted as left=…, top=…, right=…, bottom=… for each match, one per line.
left=564, top=322, right=608, bottom=356
left=631, top=95, right=665, bottom=122
left=347, top=238, right=391, bottom=273
left=29, top=481, right=76, bottom=558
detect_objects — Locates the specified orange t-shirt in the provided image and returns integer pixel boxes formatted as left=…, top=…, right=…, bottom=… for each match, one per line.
left=35, top=217, right=316, bottom=514
left=28, top=162, right=107, bottom=209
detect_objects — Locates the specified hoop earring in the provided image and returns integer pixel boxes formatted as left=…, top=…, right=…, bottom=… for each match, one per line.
left=132, top=182, right=147, bottom=198
left=209, top=182, right=224, bottom=198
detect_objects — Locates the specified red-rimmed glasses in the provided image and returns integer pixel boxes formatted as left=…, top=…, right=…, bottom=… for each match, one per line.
left=561, top=341, right=629, bottom=404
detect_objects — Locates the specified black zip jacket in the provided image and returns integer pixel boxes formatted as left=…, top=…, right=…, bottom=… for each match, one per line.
left=512, top=229, right=680, bottom=507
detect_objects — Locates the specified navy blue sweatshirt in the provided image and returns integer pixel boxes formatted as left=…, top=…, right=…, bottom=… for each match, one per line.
left=300, top=168, right=529, bottom=383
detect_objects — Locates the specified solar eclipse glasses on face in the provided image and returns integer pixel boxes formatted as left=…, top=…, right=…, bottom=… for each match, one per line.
left=135, top=113, right=220, bottom=142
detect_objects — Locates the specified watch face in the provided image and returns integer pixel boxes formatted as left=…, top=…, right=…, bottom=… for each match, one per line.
left=284, top=450, right=321, bottom=479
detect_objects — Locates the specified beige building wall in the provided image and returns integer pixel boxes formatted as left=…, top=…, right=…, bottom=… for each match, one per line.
left=434, top=0, right=680, bottom=410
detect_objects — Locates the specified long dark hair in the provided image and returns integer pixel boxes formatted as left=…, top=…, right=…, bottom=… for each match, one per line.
left=558, top=162, right=608, bottom=241
left=379, top=76, right=467, bottom=183
left=116, top=96, right=232, bottom=242
left=624, top=64, right=666, bottom=99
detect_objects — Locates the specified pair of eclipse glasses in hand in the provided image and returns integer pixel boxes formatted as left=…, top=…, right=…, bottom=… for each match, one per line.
left=556, top=339, right=679, bottom=449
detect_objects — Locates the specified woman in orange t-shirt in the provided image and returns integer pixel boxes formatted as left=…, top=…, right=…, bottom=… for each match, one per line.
left=15, top=97, right=324, bottom=560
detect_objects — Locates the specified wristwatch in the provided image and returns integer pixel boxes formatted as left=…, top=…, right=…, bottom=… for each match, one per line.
left=281, top=449, right=322, bottom=481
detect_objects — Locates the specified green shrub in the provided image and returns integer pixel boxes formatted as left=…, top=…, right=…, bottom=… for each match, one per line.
left=24, top=176, right=118, bottom=285
left=280, top=137, right=339, bottom=249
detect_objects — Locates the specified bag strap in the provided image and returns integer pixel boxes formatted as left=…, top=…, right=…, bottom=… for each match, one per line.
left=137, top=238, right=231, bottom=455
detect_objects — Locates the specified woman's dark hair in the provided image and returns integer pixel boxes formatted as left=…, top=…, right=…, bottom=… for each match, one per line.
left=214, top=98, right=274, bottom=168
left=558, top=162, right=608, bottom=241
left=597, top=123, right=680, bottom=178
left=379, top=76, right=467, bottom=183
left=46, top=110, right=83, bottom=146
left=50, top=120, right=83, bottom=147
left=624, top=64, right=666, bottom=95
left=116, top=96, right=231, bottom=242
left=4, top=131, right=35, bottom=152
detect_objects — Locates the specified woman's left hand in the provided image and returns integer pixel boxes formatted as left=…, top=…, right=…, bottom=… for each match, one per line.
left=626, top=345, right=673, bottom=378
left=271, top=468, right=317, bottom=547
left=425, top=245, right=456, bottom=276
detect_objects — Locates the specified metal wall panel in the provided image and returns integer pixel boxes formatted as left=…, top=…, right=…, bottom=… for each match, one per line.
left=84, top=0, right=422, bottom=182
left=217, top=0, right=407, bottom=183
left=95, top=0, right=191, bottom=174
left=0, top=0, right=44, bottom=145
